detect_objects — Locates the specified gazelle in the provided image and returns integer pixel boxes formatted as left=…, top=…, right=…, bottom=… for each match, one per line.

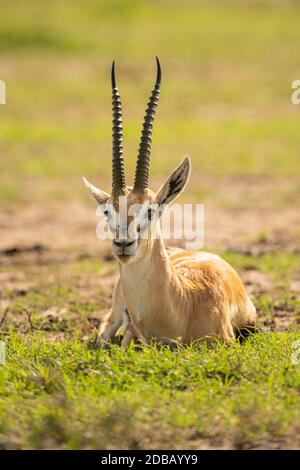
left=83, top=58, right=256, bottom=346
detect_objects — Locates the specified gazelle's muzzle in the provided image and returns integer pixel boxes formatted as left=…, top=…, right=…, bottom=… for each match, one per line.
left=112, top=238, right=138, bottom=257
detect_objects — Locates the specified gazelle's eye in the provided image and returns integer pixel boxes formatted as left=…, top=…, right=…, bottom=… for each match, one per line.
left=147, top=209, right=153, bottom=221
left=137, top=225, right=141, bottom=233
left=104, top=210, right=111, bottom=220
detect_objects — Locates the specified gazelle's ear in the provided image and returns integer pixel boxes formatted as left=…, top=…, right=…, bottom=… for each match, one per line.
left=82, top=177, right=110, bottom=205
left=156, top=156, right=191, bottom=207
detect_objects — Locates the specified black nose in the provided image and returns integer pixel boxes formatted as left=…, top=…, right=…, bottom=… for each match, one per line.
left=113, top=239, right=135, bottom=248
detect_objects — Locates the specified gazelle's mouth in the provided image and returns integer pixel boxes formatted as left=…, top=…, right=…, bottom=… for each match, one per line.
left=116, top=254, right=134, bottom=264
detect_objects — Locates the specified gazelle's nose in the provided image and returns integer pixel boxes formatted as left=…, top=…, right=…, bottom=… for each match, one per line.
left=113, top=239, right=135, bottom=249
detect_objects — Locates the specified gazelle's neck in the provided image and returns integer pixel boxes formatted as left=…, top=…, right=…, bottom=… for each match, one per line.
left=119, top=233, right=176, bottom=328
left=120, top=234, right=172, bottom=287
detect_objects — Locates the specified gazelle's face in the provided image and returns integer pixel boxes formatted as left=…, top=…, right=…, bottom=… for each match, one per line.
left=104, top=188, right=159, bottom=264
left=83, top=156, right=191, bottom=265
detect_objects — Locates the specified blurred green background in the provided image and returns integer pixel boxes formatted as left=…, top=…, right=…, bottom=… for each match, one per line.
left=1, top=0, right=300, bottom=206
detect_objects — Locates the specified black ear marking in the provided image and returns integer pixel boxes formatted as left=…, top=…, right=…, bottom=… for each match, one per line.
left=156, top=156, right=191, bottom=207
left=163, top=160, right=189, bottom=202
left=169, top=174, right=184, bottom=193
left=164, top=175, right=184, bottom=202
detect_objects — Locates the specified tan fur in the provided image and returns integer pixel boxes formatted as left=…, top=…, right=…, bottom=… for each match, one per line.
left=118, top=238, right=255, bottom=345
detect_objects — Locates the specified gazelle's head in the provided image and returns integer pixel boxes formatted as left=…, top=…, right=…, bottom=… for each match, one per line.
left=83, top=58, right=191, bottom=264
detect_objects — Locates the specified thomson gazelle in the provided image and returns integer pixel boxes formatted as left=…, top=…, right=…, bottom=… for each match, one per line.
left=83, top=58, right=256, bottom=346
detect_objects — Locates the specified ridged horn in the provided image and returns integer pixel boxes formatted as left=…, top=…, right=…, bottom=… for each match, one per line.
left=111, top=61, right=126, bottom=192
left=133, top=57, right=161, bottom=190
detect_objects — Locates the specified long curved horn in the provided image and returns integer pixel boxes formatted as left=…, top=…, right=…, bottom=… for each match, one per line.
left=111, top=61, right=126, bottom=192
left=133, top=57, right=161, bottom=191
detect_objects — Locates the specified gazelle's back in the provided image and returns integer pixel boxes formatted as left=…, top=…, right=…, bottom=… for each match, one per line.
left=168, top=249, right=256, bottom=342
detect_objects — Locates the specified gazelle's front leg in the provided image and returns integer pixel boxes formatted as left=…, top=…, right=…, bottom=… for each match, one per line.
left=121, top=313, right=146, bottom=347
left=121, top=323, right=138, bottom=347
left=98, top=279, right=125, bottom=347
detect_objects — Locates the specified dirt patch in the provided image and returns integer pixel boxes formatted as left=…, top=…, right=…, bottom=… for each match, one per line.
left=0, top=243, right=46, bottom=257
left=242, top=269, right=273, bottom=295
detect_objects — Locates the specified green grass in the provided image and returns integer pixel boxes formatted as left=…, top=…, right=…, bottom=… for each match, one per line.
left=223, top=252, right=300, bottom=280
left=0, top=249, right=299, bottom=449
left=0, top=329, right=299, bottom=450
